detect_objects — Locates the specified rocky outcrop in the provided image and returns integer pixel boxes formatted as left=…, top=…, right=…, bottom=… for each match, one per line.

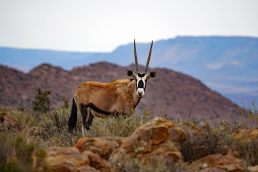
left=234, top=129, right=258, bottom=142
left=82, top=151, right=111, bottom=172
left=45, top=147, right=111, bottom=172
left=3, top=115, right=254, bottom=171
left=248, top=165, right=258, bottom=172
left=199, top=168, right=227, bottom=172
left=189, top=154, right=245, bottom=172
left=232, top=129, right=258, bottom=166
left=69, top=118, right=248, bottom=171
left=108, top=117, right=186, bottom=171
left=75, top=136, right=125, bottom=160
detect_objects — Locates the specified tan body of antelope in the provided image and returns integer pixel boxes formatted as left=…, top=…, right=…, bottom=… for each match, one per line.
left=68, top=40, right=156, bottom=132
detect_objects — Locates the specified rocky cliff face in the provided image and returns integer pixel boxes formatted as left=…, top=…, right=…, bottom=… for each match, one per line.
left=0, top=62, right=241, bottom=124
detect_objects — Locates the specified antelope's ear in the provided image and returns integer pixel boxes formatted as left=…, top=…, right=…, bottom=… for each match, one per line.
left=147, top=71, right=156, bottom=79
left=127, top=69, right=136, bottom=78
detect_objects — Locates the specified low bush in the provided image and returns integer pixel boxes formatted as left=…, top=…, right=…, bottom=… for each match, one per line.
left=0, top=134, right=50, bottom=172
left=0, top=99, right=257, bottom=171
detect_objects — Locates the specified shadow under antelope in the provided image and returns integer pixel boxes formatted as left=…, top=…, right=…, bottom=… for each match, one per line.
left=68, top=40, right=156, bottom=133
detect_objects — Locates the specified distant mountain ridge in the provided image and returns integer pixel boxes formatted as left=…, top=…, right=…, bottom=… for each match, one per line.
left=0, top=36, right=257, bottom=105
left=0, top=62, right=241, bottom=125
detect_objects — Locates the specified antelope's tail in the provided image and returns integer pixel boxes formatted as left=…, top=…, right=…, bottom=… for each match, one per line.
left=68, top=98, right=77, bottom=132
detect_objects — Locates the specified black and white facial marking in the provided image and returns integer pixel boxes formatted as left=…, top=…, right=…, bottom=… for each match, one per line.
left=128, top=39, right=156, bottom=97
left=135, top=73, right=147, bottom=97
left=127, top=70, right=156, bottom=98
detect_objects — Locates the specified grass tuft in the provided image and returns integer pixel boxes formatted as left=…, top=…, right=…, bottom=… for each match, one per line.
left=0, top=99, right=257, bottom=171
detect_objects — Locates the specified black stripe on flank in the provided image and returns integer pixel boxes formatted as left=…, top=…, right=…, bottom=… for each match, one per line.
left=81, top=103, right=111, bottom=116
left=81, top=100, right=141, bottom=116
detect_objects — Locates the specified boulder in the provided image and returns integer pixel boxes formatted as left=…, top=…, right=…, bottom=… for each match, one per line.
left=199, top=168, right=227, bottom=172
left=76, top=166, right=99, bottom=172
left=176, top=122, right=203, bottom=139
left=45, top=147, right=111, bottom=172
left=248, top=165, right=258, bottom=172
left=233, top=129, right=258, bottom=166
left=189, top=154, right=245, bottom=172
left=109, top=117, right=186, bottom=171
left=82, top=151, right=111, bottom=172
left=234, top=129, right=258, bottom=142
left=75, top=136, right=125, bottom=160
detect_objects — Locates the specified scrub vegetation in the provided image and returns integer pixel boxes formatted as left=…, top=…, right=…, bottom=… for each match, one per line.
left=0, top=89, right=257, bottom=171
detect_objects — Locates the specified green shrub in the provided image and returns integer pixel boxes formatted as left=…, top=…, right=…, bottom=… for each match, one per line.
left=0, top=134, right=49, bottom=172
left=32, top=88, right=51, bottom=113
left=0, top=100, right=257, bottom=171
left=62, top=97, right=69, bottom=109
left=239, top=98, right=258, bottom=127
left=181, top=122, right=224, bottom=163
left=234, top=138, right=258, bottom=166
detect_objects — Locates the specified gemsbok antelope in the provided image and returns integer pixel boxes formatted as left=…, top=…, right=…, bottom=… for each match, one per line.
left=68, top=40, right=156, bottom=133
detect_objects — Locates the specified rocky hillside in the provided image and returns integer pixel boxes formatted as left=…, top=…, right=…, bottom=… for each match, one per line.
left=0, top=62, right=241, bottom=124
left=2, top=36, right=258, bottom=105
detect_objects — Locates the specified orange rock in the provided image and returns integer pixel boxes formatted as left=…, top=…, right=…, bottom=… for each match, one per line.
left=45, top=147, right=110, bottom=172
left=150, top=125, right=168, bottom=144
left=228, top=150, right=240, bottom=159
left=75, top=137, right=87, bottom=152
left=46, top=147, right=90, bottom=172
left=234, top=129, right=258, bottom=142
left=75, top=136, right=125, bottom=160
left=109, top=117, right=186, bottom=171
left=248, top=165, right=258, bottom=172
left=220, top=146, right=229, bottom=155
left=199, top=168, right=227, bottom=172
left=233, top=129, right=258, bottom=166
left=189, top=154, right=245, bottom=172
left=82, top=151, right=111, bottom=172
left=76, top=166, right=99, bottom=172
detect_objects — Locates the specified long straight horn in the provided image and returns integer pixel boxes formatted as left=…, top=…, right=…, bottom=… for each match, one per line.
left=144, top=40, right=153, bottom=74
left=134, top=39, right=139, bottom=73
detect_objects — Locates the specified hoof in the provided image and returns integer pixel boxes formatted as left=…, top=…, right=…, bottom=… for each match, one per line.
left=83, top=124, right=90, bottom=131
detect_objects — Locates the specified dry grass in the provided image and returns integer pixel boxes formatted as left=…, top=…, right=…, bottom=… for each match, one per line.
left=0, top=99, right=258, bottom=171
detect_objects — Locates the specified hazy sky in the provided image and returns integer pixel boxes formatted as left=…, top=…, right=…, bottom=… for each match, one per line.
left=0, top=0, right=258, bottom=52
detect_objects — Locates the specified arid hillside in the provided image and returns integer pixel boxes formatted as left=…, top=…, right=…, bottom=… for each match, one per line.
left=0, top=62, right=241, bottom=124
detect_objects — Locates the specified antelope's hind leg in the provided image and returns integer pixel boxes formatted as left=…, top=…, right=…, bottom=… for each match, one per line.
left=85, top=108, right=94, bottom=130
left=81, top=106, right=94, bottom=131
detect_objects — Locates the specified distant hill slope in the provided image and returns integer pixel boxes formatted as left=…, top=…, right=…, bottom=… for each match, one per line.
left=0, top=62, right=241, bottom=124
left=1, top=36, right=257, bottom=105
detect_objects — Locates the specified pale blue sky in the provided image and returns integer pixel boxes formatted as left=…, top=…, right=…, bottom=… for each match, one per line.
left=0, top=0, right=258, bottom=52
